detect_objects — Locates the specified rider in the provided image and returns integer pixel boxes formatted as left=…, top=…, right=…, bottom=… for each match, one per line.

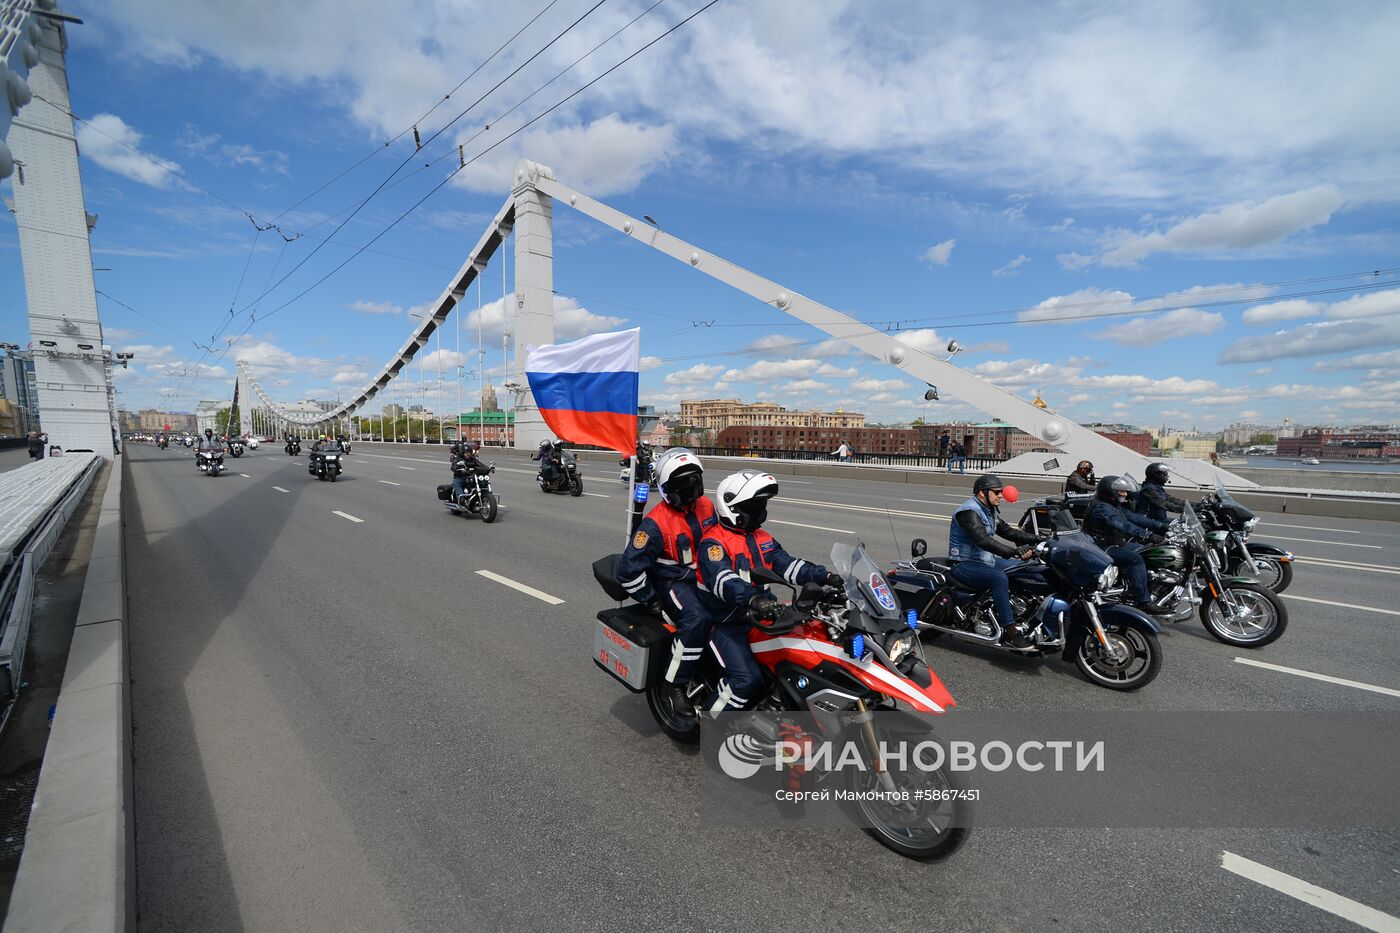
left=532, top=438, right=562, bottom=486
left=195, top=428, right=223, bottom=467
left=697, top=471, right=840, bottom=712
left=1083, top=475, right=1170, bottom=614
left=947, top=474, right=1041, bottom=646
left=310, top=433, right=341, bottom=469
left=1064, top=460, right=1095, bottom=494
left=1136, top=463, right=1187, bottom=522
left=449, top=439, right=483, bottom=503
left=616, top=449, right=718, bottom=725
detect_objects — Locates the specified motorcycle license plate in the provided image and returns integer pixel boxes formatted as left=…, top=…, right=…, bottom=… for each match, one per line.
left=593, top=619, right=651, bottom=692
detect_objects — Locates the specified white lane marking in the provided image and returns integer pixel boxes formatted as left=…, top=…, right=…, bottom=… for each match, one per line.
left=272, top=486, right=289, bottom=493
left=378, top=480, right=401, bottom=486
left=1281, top=536, right=1380, bottom=549
left=239, top=473, right=252, bottom=478
left=1295, top=555, right=1400, bottom=576
left=1281, top=593, right=1400, bottom=617
left=333, top=511, right=365, bottom=524
left=1233, top=657, right=1400, bottom=699
left=476, top=570, right=564, bottom=605
left=767, top=518, right=856, bottom=535
left=1220, top=851, right=1400, bottom=932
left=398, top=466, right=415, bottom=471
left=903, top=496, right=965, bottom=504
left=581, top=492, right=610, bottom=498
left=1262, top=521, right=1361, bottom=534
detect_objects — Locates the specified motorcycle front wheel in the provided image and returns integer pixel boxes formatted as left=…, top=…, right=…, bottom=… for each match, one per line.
left=1073, top=625, right=1161, bottom=690
left=480, top=492, right=498, bottom=523
left=845, top=749, right=970, bottom=860
left=330, top=470, right=337, bottom=482
left=1200, top=582, right=1287, bottom=647
left=570, top=475, right=583, bottom=497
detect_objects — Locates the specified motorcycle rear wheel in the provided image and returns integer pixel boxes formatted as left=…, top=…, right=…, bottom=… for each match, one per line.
left=1073, top=625, right=1161, bottom=690
left=1199, top=582, right=1287, bottom=647
left=480, top=492, right=498, bottom=523
left=646, top=681, right=700, bottom=744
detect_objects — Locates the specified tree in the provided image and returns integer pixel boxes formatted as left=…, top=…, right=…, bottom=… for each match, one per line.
left=911, top=416, right=925, bottom=426
left=214, top=407, right=231, bottom=434
left=1249, top=433, right=1277, bottom=445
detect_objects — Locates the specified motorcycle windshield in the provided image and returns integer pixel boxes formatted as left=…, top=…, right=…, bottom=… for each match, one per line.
left=1047, top=533, right=1112, bottom=588
left=1213, top=479, right=1255, bottom=523
left=1183, top=502, right=1207, bottom=550
left=830, top=543, right=902, bottom=622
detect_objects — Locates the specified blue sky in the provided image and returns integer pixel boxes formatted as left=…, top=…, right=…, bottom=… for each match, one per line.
left=4, top=0, right=1399, bottom=430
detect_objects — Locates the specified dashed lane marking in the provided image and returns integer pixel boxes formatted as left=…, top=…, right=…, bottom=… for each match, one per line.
left=1282, top=536, right=1381, bottom=549
left=1233, top=657, right=1400, bottom=699
left=581, top=491, right=610, bottom=498
left=1294, top=555, right=1400, bottom=575
left=1220, top=851, right=1400, bottom=932
left=1280, top=593, right=1400, bottom=617
left=475, top=570, right=564, bottom=605
left=767, top=519, right=855, bottom=535
left=272, top=486, right=289, bottom=493
left=1262, top=521, right=1361, bottom=534
left=333, top=511, right=365, bottom=524
left=239, top=473, right=252, bottom=478
left=398, top=466, right=415, bottom=471
left=378, top=480, right=402, bottom=486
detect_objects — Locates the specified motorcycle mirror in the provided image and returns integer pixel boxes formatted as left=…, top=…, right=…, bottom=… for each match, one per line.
left=910, top=538, right=927, bottom=558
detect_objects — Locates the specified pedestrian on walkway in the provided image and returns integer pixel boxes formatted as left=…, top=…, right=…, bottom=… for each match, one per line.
left=833, top=440, right=853, bottom=463
left=937, top=431, right=950, bottom=466
left=27, top=431, right=42, bottom=460
left=947, top=441, right=966, bottom=474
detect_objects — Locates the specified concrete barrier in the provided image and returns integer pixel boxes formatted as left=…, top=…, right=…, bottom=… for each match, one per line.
left=6, top=459, right=131, bottom=932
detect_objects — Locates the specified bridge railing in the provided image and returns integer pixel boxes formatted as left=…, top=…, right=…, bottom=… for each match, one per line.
left=564, top=442, right=1008, bottom=472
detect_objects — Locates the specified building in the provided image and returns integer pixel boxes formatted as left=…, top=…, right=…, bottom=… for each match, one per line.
left=1084, top=424, right=1153, bottom=456
left=0, top=350, right=40, bottom=434
left=680, top=399, right=865, bottom=432
left=195, top=400, right=224, bottom=434
left=382, top=403, right=404, bottom=419
left=0, top=398, right=20, bottom=436
left=449, top=410, right=514, bottom=444
left=717, top=425, right=917, bottom=455
left=1223, top=422, right=1265, bottom=446
left=1159, top=432, right=1220, bottom=459
left=1278, top=428, right=1400, bottom=460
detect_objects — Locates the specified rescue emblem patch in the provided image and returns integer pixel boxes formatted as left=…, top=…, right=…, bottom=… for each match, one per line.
left=632, top=530, right=648, bottom=549
left=707, top=544, right=724, bottom=562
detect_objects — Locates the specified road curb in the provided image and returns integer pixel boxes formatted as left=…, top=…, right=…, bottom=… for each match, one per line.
left=6, top=458, right=132, bottom=932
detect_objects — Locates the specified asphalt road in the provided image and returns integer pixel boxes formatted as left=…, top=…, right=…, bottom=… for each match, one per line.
left=123, top=442, right=1400, bottom=932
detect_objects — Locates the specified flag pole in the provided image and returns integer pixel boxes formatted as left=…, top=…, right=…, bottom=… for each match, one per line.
left=625, top=453, right=639, bottom=546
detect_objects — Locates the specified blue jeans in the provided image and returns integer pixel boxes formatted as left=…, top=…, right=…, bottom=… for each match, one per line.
left=1106, top=545, right=1151, bottom=603
left=950, top=557, right=1016, bottom=630
left=947, top=455, right=965, bottom=474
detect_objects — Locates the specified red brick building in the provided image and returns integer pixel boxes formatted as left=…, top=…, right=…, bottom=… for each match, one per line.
left=717, top=425, right=919, bottom=454
left=1278, top=429, right=1400, bottom=460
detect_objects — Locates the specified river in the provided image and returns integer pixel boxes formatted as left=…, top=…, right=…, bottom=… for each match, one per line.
left=1242, top=455, right=1400, bottom=473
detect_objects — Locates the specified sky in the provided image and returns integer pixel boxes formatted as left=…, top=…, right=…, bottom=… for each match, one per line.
left=3, top=0, right=1399, bottom=431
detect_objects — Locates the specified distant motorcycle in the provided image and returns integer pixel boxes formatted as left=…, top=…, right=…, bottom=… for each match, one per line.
left=196, top=450, right=225, bottom=477
left=285, top=439, right=301, bottom=456
left=437, top=458, right=499, bottom=522
left=228, top=439, right=245, bottom=458
left=1196, top=482, right=1294, bottom=593
left=309, top=450, right=342, bottom=482
left=157, top=437, right=168, bottom=450
left=619, top=442, right=657, bottom=488
left=538, top=450, right=583, bottom=496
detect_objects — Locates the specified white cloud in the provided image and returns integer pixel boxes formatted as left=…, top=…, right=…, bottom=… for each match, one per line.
left=1020, top=288, right=1134, bottom=325
left=922, top=239, right=956, bottom=265
left=331, top=369, right=369, bottom=385
left=348, top=300, right=403, bottom=315
left=1324, top=287, right=1400, bottom=320
left=1096, top=308, right=1224, bottom=347
left=1057, top=253, right=1095, bottom=271
left=816, top=363, right=859, bottom=377
left=993, top=254, right=1030, bottom=277
left=75, top=114, right=181, bottom=188
left=776, top=379, right=829, bottom=394
left=1312, top=348, right=1400, bottom=372
left=460, top=294, right=626, bottom=344
left=664, top=363, right=725, bottom=386
left=453, top=114, right=675, bottom=197
left=1219, top=288, right=1400, bottom=363
left=639, top=355, right=664, bottom=371
left=720, top=358, right=827, bottom=383
left=1100, top=186, right=1343, bottom=266
left=177, top=123, right=290, bottom=175
left=850, top=377, right=911, bottom=393
left=890, top=329, right=947, bottom=354
left=1242, top=299, right=1321, bottom=324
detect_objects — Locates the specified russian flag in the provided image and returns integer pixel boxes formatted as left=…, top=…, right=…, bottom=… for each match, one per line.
left=526, top=328, right=640, bottom=457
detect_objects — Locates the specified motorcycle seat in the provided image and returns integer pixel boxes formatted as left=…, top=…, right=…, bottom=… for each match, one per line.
left=915, top=557, right=953, bottom=573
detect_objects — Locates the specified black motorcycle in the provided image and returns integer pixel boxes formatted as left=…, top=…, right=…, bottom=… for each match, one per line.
left=889, top=526, right=1163, bottom=691
left=1196, top=481, right=1293, bottom=593
left=619, top=442, right=658, bottom=488
left=538, top=449, right=583, bottom=496
left=309, top=449, right=342, bottom=481
left=228, top=440, right=245, bottom=458
left=285, top=439, right=301, bottom=456
left=437, top=458, right=499, bottom=522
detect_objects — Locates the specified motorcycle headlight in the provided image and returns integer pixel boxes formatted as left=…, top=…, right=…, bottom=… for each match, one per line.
left=1244, top=517, right=1258, bottom=531
left=1098, top=565, right=1118, bottom=590
left=886, top=632, right=915, bottom=665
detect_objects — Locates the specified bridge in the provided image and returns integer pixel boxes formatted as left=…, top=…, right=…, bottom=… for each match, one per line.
left=3, top=8, right=1399, bottom=932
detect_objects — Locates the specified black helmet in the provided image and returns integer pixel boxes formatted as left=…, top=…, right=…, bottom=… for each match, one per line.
left=1096, top=475, right=1138, bottom=505
left=972, top=474, right=1006, bottom=496
left=205, top=428, right=213, bottom=436
left=1145, top=463, right=1170, bottom=485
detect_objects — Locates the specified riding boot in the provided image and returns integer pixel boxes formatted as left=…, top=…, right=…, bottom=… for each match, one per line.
left=667, top=682, right=697, bottom=726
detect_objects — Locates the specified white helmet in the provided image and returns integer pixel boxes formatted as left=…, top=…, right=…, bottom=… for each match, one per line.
left=655, top=447, right=704, bottom=508
left=715, top=470, right=779, bottom=530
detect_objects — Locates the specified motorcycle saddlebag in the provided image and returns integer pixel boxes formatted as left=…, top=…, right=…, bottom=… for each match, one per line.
left=436, top=484, right=453, bottom=501
left=594, top=606, right=669, bottom=693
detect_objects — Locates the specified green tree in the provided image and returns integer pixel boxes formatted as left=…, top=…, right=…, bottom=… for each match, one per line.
left=214, top=407, right=231, bottom=434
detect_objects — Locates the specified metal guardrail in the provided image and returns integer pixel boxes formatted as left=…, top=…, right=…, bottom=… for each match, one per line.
left=567, top=443, right=1008, bottom=471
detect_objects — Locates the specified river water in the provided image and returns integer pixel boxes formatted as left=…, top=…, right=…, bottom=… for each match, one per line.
left=1242, top=456, right=1400, bottom=473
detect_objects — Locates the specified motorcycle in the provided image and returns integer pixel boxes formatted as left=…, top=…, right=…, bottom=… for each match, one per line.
left=196, top=450, right=225, bottom=477
left=157, top=437, right=168, bottom=450
left=228, top=440, right=245, bottom=458
left=538, top=450, right=583, bottom=496
left=437, top=459, right=499, bottom=522
left=1021, top=496, right=1287, bottom=647
left=182, top=436, right=194, bottom=449
left=338, top=438, right=352, bottom=454
left=593, top=542, right=968, bottom=860
left=285, top=439, right=301, bottom=456
left=889, top=526, right=1163, bottom=691
left=1197, top=480, right=1293, bottom=593
left=246, top=437, right=259, bottom=450
left=309, top=450, right=342, bottom=481
left=619, top=442, right=657, bottom=487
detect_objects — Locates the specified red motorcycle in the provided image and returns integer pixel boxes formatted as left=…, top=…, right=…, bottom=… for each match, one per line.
left=593, top=542, right=968, bottom=859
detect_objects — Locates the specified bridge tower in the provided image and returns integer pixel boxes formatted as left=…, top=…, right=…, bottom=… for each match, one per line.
left=511, top=160, right=554, bottom=451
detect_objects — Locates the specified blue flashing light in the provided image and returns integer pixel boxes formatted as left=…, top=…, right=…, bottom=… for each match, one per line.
left=633, top=482, right=650, bottom=503
left=849, top=633, right=865, bottom=659
left=906, top=609, right=919, bottom=630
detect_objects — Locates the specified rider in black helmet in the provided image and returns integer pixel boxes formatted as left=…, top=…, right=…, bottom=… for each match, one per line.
left=1136, top=463, right=1187, bottom=522
left=1083, top=475, right=1170, bottom=613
